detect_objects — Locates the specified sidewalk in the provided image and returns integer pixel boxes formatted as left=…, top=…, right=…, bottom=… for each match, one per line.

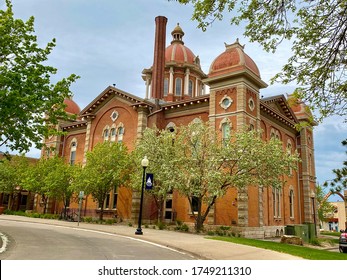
left=0, top=215, right=302, bottom=260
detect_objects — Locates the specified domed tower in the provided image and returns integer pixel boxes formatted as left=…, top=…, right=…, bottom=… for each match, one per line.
left=63, top=97, right=81, bottom=116
left=42, top=97, right=81, bottom=158
left=204, top=40, right=267, bottom=228
left=205, top=39, right=267, bottom=131
left=142, top=22, right=207, bottom=102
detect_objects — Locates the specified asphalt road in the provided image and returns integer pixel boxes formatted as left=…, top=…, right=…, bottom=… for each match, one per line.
left=0, top=220, right=196, bottom=260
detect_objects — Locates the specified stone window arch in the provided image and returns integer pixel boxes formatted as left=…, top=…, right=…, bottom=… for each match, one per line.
left=110, top=124, right=117, bottom=142
left=166, top=122, right=176, bottom=133
left=117, top=123, right=124, bottom=143
left=69, top=138, right=77, bottom=165
left=103, top=125, right=110, bottom=142
left=219, top=118, right=231, bottom=145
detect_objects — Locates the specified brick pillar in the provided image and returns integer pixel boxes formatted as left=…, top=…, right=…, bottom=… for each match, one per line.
left=151, top=16, right=167, bottom=100
left=237, top=187, right=249, bottom=227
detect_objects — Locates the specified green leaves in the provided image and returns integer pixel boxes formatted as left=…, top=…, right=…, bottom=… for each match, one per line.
left=134, top=121, right=299, bottom=231
left=176, top=0, right=347, bottom=120
left=323, top=139, right=347, bottom=192
left=0, top=0, right=79, bottom=152
left=72, top=142, right=130, bottom=219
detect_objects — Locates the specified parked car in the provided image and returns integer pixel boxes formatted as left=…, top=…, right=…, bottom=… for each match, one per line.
left=339, top=231, right=347, bottom=253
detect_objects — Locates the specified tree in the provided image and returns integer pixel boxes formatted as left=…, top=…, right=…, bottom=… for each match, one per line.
left=136, top=121, right=299, bottom=232
left=0, top=0, right=79, bottom=153
left=43, top=157, right=76, bottom=219
left=73, top=142, right=129, bottom=220
left=324, top=139, right=347, bottom=192
left=130, top=126, right=176, bottom=223
left=316, top=184, right=335, bottom=226
left=0, top=155, right=30, bottom=209
left=22, top=157, right=52, bottom=213
left=175, top=0, right=347, bottom=121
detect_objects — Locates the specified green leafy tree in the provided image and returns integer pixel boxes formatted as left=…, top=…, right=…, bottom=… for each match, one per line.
left=0, top=0, right=79, bottom=153
left=73, top=142, right=129, bottom=220
left=0, top=155, right=30, bottom=209
left=136, top=121, right=299, bottom=232
left=22, top=158, right=52, bottom=213
left=316, top=184, right=335, bottom=225
left=130, top=126, right=176, bottom=223
left=43, top=157, right=76, bottom=219
left=22, top=156, right=76, bottom=216
left=324, top=139, right=347, bottom=192
left=175, top=0, right=347, bottom=120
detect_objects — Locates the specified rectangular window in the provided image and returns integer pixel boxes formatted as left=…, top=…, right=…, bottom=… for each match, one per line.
left=105, top=193, right=110, bottom=209
left=70, top=151, right=76, bottom=165
left=191, top=196, right=199, bottom=213
left=164, top=78, right=169, bottom=96
left=175, top=78, right=182, bottom=96
left=112, top=192, right=118, bottom=209
left=289, top=190, right=294, bottom=218
left=188, top=80, right=193, bottom=97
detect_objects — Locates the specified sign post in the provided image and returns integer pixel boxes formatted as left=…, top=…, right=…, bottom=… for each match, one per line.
left=78, top=191, right=84, bottom=226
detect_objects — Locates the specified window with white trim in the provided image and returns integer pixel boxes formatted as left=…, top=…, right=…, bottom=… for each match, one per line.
left=188, top=80, right=193, bottom=97
left=110, top=127, right=116, bottom=142
left=117, top=124, right=124, bottom=143
left=175, top=78, right=182, bottom=96
left=164, top=78, right=169, bottom=96
left=289, top=189, right=294, bottom=218
left=273, top=188, right=281, bottom=218
left=103, top=126, right=110, bottom=142
left=69, top=139, right=77, bottom=165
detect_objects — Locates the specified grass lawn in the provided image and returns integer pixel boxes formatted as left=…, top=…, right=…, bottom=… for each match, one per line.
left=320, top=231, right=341, bottom=237
left=208, top=236, right=347, bottom=260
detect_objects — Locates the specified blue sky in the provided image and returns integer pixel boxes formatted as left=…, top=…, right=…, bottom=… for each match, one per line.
left=2, top=0, right=346, bottom=200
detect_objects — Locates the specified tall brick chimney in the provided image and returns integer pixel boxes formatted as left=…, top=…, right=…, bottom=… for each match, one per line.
left=151, top=16, right=167, bottom=101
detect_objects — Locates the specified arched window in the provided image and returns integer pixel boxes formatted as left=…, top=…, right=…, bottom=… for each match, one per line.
left=164, top=78, right=169, bottom=96
left=103, top=126, right=110, bottom=141
left=273, top=188, right=281, bottom=218
left=166, top=122, right=176, bottom=133
left=289, top=189, right=294, bottom=218
left=222, top=122, right=231, bottom=146
left=110, top=127, right=116, bottom=142
left=117, top=124, right=124, bottom=143
left=69, top=139, right=77, bottom=165
left=188, top=80, right=193, bottom=97
left=175, top=78, right=182, bottom=96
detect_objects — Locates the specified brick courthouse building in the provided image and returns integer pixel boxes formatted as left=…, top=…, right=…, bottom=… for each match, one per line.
left=42, top=16, right=317, bottom=237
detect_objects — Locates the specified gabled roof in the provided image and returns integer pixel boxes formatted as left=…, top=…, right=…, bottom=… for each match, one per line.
left=80, top=86, right=149, bottom=116
left=260, top=95, right=298, bottom=129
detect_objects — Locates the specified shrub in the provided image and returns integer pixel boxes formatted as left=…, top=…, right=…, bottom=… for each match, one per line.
left=174, top=221, right=189, bottom=232
left=309, top=238, right=322, bottom=246
left=84, top=216, right=93, bottom=223
left=157, top=222, right=166, bottom=230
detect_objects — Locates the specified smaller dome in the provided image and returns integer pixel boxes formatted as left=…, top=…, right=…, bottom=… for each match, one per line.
left=165, top=23, right=197, bottom=65
left=209, top=39, right=260, bottom=78
left=64, top=98, right=80, bottom=115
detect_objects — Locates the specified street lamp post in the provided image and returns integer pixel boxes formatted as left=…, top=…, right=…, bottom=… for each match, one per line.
left=135, top=156, right=149, bottom=235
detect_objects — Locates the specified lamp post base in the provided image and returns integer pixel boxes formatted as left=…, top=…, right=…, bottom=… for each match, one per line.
left=135, top=228, right=143, bottom=235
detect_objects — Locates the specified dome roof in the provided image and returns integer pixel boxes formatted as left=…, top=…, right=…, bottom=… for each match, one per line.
left=209, top=39, right=260, bottom=78
left=64, top=98, right=80, bottom=115
left=165, top=44, right=196, bottom=64
left=165, top=23, right=197, bottom=65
